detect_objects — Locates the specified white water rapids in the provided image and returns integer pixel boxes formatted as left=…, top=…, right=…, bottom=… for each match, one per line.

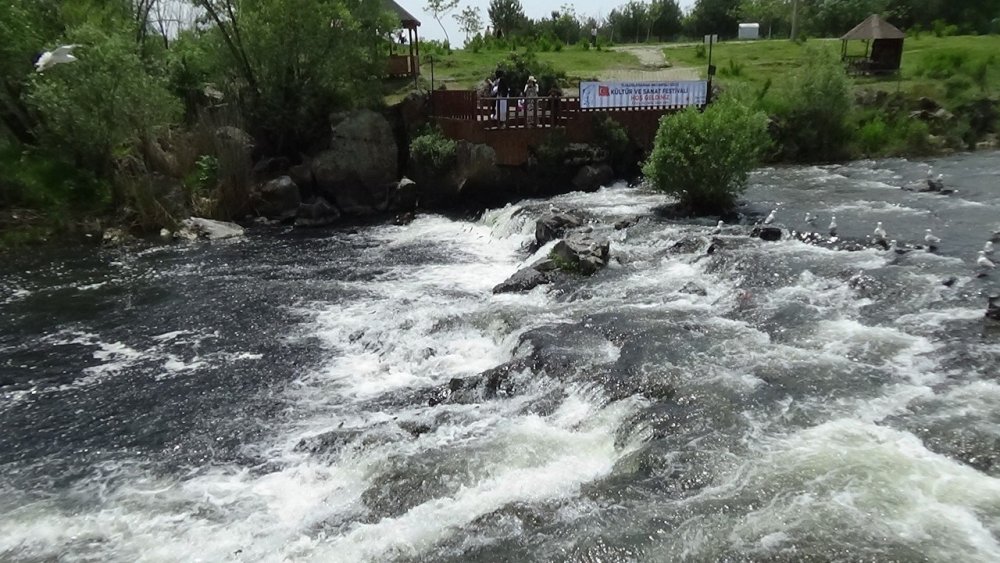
left=2, top=154, right=1000, bottom=561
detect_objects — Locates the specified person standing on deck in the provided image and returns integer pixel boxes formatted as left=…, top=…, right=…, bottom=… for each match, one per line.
left=523, top=76, right=539, bottom=127
left=492, top=69, right=509, bottom=127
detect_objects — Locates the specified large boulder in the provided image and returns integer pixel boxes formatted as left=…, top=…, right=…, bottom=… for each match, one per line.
left=572, top=164, right=615, bottom=192
left=295, top=197, right=341, bottom=228
left=253, top=176, right=301, bottom=221
left=312, top=110, right=398, bottom=214
left=550, top=235, right=611, bottom=275
left=179, top=218, right=245, bottom=240
left=492, top=267, right=552, bottom=294
left=535, top=211, right=585, bottom=246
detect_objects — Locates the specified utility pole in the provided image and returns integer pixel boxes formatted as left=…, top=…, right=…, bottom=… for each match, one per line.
left=790, top=0, right=799, bottom=41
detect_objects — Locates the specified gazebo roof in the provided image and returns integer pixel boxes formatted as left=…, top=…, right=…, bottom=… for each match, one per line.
left=385, top=0, right=421, bottom=29
left=841, top=14, right=904, bottom=40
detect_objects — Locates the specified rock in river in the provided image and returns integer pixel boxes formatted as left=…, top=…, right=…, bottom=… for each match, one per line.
left=492, top=267, right=552, bottom=294
left=535, top=211, right=585, bottom=246
left=550, top=234, right=610, bottom=275
left=179, top=218, right=245, bottom=240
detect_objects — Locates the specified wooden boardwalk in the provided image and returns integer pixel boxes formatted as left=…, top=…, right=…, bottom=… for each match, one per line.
left=429, top=90, right=706, bottom=166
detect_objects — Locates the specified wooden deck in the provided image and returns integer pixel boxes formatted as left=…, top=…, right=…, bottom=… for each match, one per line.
left=429, top=90, right=704, bottom=166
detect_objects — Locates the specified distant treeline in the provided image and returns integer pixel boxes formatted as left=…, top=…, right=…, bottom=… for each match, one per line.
left=466, top=0, right=1000, bottom=48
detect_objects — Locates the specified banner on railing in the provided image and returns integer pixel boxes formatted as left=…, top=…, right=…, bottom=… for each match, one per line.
left=579, top=80, right=708, bottom=109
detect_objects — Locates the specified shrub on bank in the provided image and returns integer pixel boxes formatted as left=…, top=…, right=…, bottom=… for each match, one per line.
left=643, top=95, right=770, bottom=214
left=768, top=47, right=854, bottom=163
left=410, top=127, right=458, bottom=176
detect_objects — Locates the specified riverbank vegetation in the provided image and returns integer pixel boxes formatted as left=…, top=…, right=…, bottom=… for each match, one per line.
left=3, top=0, right=1000, bottom=247
left=644, top=95, right=769, bottom=213
left=1, top=0, right=397, bottom=247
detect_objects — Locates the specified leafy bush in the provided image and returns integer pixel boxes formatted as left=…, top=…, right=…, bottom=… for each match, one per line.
left=579, top=39, right=591, bottom=51
left=410, top=127, right=457, bottom=175
left=593, top=116, right=630, bottom=172
left=27, top=26, right=181, bottom=179
left=643, top=95, right=770, bottom=214
left=857, top=117, right=889, bottom=156
left=770, top=47, right=853, bottom=162
left=694, top=44, right=706, bottom=59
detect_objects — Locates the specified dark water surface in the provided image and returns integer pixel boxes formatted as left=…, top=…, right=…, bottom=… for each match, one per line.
left=2, top=153, right=1000, bottom=562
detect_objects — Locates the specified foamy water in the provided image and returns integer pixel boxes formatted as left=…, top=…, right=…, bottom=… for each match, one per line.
left=3, top=154, right=1000, bottom=561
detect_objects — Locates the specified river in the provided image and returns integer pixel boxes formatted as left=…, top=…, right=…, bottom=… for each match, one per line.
left=2, top=153, right=999, bottom=562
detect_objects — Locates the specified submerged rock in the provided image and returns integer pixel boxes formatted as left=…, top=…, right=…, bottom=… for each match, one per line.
left=179, top=218, right=245, bottom=240
left=678, top=282, right=708, bottom=296
left=751, top=226, right=783, bottom=242
left=295, top=197, right=341, bottom=228
left=101, top=228, right=129, bottom=245
left=492, top=267, right=551, bottom=294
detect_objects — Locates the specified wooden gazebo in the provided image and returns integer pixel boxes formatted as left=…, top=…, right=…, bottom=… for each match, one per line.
left=385, top=0, right=420, bottom=78
left=841, top=14, right=904, bottom=75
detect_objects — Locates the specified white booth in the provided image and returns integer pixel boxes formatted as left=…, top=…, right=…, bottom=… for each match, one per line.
left=738, top=23, right=760, bottom=40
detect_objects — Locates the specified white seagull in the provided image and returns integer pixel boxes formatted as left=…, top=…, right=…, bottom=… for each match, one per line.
left=712, top=220, right=724, bottom=234
left=764, top=209, right=777, bottom=225
left=873, top=222, right=887, bottom=240
left=35, top=45, right=80, bottom=73
left=828, top=215, right=838, bottom=236
left=978, top=251, right=996, bottom=269
left=924, top=229, right=941, bottom=247
left=985, top=241, right=995, bottom=255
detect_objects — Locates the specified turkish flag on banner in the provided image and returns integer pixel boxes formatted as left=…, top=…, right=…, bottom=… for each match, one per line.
left=598, top=85, right=610, bottom=97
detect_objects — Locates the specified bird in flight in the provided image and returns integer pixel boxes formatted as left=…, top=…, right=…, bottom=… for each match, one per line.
left=35, top=45, right=80, bottom=73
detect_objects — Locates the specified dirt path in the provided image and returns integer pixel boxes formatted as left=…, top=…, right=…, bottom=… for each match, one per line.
left=607, top=45, right=701, bottom=81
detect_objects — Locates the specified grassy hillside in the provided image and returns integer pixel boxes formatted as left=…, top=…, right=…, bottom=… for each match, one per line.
left=664, top=35, right=1000, bottom=101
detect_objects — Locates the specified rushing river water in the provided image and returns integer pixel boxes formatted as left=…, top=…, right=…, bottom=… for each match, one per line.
left=2, top=153, right=1000, bottom=562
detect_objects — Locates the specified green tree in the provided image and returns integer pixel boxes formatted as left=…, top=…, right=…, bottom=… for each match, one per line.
left=427, top=0, right=460, bottom=45
left=454, top=6, right=483, bottom=44
left=738, top=0, right=791, bottom=38
left=801, top=0, right=889, bottom=37
left=608, top=2, right=649, bottom=44
left=689, top=0, right=742, bottom=37
left=488, top=0, right=528, bottom=38
left=27, top=25, right=180, bottom=179
left=195, top=0, right=396, bottom=154
left=651, top=0, right=684, bottom=41
left=643, top=95, right=770, bottom=213
left=771, top=47, right=853, bottom=162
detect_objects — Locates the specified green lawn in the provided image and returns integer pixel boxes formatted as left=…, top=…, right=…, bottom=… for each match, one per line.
left=663, top=35, right=1000, bottom=101
left=416, top=47, right=641, bottom=90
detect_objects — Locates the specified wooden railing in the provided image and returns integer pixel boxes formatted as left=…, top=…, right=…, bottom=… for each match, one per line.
left=430, top=90, right=704, bottom=130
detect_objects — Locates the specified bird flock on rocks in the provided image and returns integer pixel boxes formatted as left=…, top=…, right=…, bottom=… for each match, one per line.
left=711, top=206, right=998, bottom=274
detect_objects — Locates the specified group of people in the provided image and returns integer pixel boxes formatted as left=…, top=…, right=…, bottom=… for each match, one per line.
left=481, top=70, right=560, bottom=128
